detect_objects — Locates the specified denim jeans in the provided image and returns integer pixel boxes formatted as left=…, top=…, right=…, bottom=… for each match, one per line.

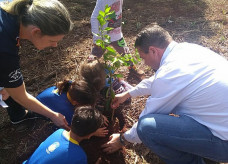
left=137, top=114, right=228, bottom=164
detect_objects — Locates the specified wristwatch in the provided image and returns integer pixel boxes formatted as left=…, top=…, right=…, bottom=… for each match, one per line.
left=119, top=133, right=128, bottom=146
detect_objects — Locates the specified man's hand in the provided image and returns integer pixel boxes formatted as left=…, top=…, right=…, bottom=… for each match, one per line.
left=50, top=112, right=70, bottom=131
left=101, top=133, right=123, bottom=154
left=111, top=91, right=131, bottom=109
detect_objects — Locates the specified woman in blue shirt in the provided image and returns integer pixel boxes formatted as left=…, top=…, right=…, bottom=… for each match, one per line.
left=0, top=0, right=73, bottom=129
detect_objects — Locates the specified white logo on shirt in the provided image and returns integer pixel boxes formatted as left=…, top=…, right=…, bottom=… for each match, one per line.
left=8, top=69, right=22, bottom=83
left=46, top=142, right=60, bottom=154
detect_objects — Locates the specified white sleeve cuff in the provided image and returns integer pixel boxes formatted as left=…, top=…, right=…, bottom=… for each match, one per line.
left=123, top=122, right=142, bottom=144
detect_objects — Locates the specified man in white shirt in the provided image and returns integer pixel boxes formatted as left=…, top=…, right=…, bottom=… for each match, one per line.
left=102, top=25, right=228, bottom=164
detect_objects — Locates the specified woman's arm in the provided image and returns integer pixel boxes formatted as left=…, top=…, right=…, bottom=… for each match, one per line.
left=5, top=83, right=70, bottom=130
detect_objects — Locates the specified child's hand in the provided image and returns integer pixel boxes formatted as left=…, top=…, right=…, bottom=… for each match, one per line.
left=93, top=127, right=109, bottom=137
left=103, top=115, right=109, bottom=126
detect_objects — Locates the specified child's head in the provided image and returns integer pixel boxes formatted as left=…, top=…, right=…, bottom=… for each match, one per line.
left=57, top=79, right=97, bottom=106
left=80, top=60, right=106, bottom=92
left=57, top=60, right=106, bottom=106
left=71, top=105, right=103, bottom=138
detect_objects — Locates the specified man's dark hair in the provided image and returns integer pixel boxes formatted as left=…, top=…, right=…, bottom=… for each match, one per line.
left=71, top=106, right=103, bottom=137
left=135, top=24, right=172, bottom=53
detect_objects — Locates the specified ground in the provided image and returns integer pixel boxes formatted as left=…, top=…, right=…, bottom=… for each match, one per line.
left=0, top=0, right=227, bottom=163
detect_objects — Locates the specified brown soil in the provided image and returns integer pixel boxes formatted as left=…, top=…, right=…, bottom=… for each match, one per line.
left=0, top=0, right=227, bottom=164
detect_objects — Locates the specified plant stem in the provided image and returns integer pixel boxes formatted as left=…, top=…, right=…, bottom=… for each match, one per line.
left=109, top=71, right=114, bottom=122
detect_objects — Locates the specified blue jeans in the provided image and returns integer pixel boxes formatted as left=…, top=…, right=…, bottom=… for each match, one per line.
left=137, top=114, right=228, bottom=164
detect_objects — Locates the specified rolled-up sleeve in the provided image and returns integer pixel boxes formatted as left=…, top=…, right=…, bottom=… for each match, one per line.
left=124, top=122, right=142, bottom=143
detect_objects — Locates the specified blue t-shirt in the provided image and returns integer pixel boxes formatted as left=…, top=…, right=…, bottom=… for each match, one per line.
left=23, top=129, right=87, bottom=164
left=36, top=86, right=74, bottom=125
left=0, top=8, right=23, bottom=88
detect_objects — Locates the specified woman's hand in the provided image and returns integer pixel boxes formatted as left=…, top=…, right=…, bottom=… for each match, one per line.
left=0, top=89, right=10, bottom=100
left=50, top=112, right=70, bottom=131
left=5, top=83, right=70, bottom=130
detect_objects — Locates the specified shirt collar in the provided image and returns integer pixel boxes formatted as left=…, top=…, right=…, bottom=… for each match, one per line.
left=63, top=130, right=79, bottom=145
left=160, top=41, right=178, bottom=66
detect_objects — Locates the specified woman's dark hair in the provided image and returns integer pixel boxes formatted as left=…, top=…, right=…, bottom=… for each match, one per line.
left=1, top=0, right=73, bottom=35
left=71, top=106, right=103, bottom=137
left=57, top=79, right=97, bottom=106
left=135, top=24, right=172, bottom=53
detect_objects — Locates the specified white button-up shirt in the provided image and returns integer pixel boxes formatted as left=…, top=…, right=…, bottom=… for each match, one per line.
left=124, top=41, right=228, bottom=143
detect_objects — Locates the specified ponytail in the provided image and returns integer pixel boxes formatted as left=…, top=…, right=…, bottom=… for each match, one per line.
left=1, top=0, right=29, bottom=15
left=56, top=79, right=72, bottom=95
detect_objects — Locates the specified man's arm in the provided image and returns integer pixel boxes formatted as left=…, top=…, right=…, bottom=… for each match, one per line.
left=111, top=76, right=155, bottom=109
left=128, top=76, right=155, bottom=97
left=5, top=83, right=70, bottom=130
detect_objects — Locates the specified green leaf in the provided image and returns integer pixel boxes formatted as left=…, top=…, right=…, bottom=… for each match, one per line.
left=106, top=46, right=116, bottom=53
left=104, top=27, right=114, bottom=31
left=99, top=10, right=105, bottom=17
left=104, top=5, right=111, bottom=13
left=95, top=39, right=104, bottom=47
left=106, top=10, right=115, bottom=16
left=104, top=35, right=111, bottom=43
left=106, top=11, right=115, bottom=21
left=104, top=53, right=114, bottom=61
left=92, top=32, right=100, bottom=37
left=104, top=38, right=110, bottom=44
left=107, top=51, right=116, bottom=57
left=104, top=34, right=111, bottom=39
left=96, top=42, right=101, bottom=47
left=96, top=39, right=103, bottom=44
left=114, top=61, right=121, bottom=68
left=97, top=15, right=106, bottom=26
left=115, top=74, right=123, bottom=78
left=111, top=57, right=118, bottom=64
left=118, top=59, right=124, bottom=64
left=132, top=57, right=138, bottom=64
